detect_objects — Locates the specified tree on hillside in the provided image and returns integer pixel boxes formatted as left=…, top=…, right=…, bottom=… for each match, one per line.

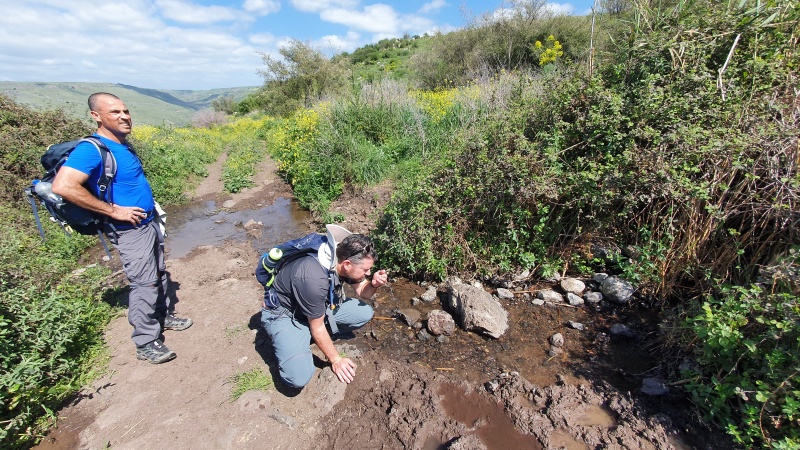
left=257, top=40, right=348, bottom=115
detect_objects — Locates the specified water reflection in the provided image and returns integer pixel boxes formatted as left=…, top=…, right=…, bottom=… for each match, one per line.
left=163, top=197, right=309, bottom=259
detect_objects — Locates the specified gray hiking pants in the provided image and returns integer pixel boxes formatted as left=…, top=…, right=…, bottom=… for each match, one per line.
left=107, top=220, right=172, bottom=347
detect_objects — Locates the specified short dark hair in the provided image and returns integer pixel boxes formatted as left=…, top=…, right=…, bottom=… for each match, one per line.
left=88, top=92, right=121, bottom=111
left=336, top=234, right=376, bottom=264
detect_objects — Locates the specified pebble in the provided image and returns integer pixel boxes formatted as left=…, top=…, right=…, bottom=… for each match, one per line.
left=567, top=292, right=585, bottom=306
left=549, top=332, right=565, bottom=347
left=496, top=288, right=514, bottom=299
left=568, top=321, right=585, bottom=331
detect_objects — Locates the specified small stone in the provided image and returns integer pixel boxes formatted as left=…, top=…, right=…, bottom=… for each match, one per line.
left=222, top=199, right=236, bottom=208
left=417, top=329, right=432, bottom=341
left=532, top=299, right=545, bottom=306
left=549, top=346, right=564, bottom=357
left=269, top=412, right=295, bottom=428
left=496, top=288, right=514, bottom=299
left=514, top=269, right=531, bottom=281
left=584, top=292, right=603, bottom=304
left=420, top=286, right=437, bottom=302
left=560, top=278, right=586, bottom=295
left=641, top=377, right=670, bottom=396
left=592, top=273, right=609, bottom=283
left=549, top=332, right=565, bottom=347
left=566, top=292, right=585, bottom=306
left=397, top=308, right=421, bottom=327
left=436, top=335, right=450, bottom=344
left=537, top=290, right=564, bottom=303
left=567, top=321, right=585, bottom=331
left=237, top=356, right=248, bottom=365
left=609, top=323, right=635, bottom=338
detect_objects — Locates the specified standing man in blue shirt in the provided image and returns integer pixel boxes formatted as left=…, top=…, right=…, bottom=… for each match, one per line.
left=53, top=92, right=191, bottom=364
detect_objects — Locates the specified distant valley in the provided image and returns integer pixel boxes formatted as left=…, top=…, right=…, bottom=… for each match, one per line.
left=0, top=82, right=259, bottom=127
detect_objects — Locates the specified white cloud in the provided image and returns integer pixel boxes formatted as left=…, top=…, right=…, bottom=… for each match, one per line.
left=544, top=2, right=575, bottom=16
left=314, top=31, right=361, bottom=54
left=155, top=0, right=240, bottom=24
left=321, top=4, right=399, bottom=34
left=419, top=0, right=447, bottom=14
left=242, top=0, right=281, bottom=15
left=249, top=32, right=280, bottom=46
left=0, top=1, right=262, bottom=89
left=290, top=0, right=359, bottom=13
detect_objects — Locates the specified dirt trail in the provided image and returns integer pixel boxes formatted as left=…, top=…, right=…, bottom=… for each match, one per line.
left=35, top=154, right=727, bottom=450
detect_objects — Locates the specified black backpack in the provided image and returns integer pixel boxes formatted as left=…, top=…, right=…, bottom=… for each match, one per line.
left=255, top=232, right=342, bottom=333
left=24, top=136, right=117, bottom=258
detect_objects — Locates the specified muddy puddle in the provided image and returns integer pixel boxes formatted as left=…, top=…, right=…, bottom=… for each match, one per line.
left=164, top=196, right=308, bottom=259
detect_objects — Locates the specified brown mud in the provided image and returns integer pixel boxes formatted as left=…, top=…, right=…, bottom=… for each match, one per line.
left=34, top=154, right=733, bottom=450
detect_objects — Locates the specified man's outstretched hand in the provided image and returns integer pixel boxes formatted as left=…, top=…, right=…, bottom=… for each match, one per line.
left=331, top=356, right=356, bottom=384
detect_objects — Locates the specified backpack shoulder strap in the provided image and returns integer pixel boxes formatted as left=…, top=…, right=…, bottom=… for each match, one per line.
left=80, top=136, right=117, bottom=201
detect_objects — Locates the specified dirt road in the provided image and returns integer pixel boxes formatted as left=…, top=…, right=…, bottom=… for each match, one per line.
left=34, top=155, right=730, bottom=450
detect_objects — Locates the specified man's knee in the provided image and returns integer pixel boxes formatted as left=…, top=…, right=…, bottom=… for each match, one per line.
left=280, top=360, right=315, bottom=389
left=350, top=303, right=374, bottom=328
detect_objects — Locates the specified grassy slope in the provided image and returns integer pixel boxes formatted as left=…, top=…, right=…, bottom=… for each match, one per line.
left=0, top=82, right=259, bottom=127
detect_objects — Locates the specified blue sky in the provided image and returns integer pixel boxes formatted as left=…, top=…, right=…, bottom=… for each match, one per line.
left=0, top=1, right=596, bottom=90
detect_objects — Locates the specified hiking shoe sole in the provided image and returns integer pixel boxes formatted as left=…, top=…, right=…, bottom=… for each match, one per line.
left=164, top=315, right=193, bottom=331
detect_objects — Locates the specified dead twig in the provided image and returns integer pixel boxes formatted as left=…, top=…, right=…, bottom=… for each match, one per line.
left=435, top=367, right=455, bottom=371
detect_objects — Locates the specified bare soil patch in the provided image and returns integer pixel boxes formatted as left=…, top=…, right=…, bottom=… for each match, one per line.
left=35, top=156, right=732, bottom=450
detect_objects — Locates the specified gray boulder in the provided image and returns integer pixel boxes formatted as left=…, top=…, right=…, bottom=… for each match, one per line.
left=447, top=282, right=509, bottom=338
left=427, top=309, right=456, bottom=336
left=600, top=276, right=635, bottom=304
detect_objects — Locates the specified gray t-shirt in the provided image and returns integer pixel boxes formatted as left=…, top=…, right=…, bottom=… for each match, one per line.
left=273, top=255, right=344, bottom=320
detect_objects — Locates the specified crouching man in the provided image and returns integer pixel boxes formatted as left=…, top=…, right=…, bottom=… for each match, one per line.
left=259, top=226, right=387, bottom=389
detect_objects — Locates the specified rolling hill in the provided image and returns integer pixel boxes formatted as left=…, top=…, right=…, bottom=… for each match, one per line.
left=0, top=82, right=259, bottom=127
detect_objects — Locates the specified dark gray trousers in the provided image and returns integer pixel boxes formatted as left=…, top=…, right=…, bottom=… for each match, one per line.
left=108, top=220, right=171, bottom=347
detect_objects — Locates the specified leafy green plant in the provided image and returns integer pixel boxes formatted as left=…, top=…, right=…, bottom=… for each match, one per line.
left=685, top=248, right=800, bottom=448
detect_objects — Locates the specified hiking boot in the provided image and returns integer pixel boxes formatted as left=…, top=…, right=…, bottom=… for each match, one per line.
left=164, top=314, right=193, bottom=331
left=136, top=339, right=176, bottom=364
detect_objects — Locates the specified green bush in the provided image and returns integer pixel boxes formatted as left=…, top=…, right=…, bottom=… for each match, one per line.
left=685, top=248, right=800, bottom=448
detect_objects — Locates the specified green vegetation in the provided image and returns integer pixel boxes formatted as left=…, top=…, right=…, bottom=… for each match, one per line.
left=228, top=368, right=273, bottom=401
left=3, top=0, right=798, bottom=448
left=0, top=95, right=266, bottom=448
left=251, top=1, right=799, bottom=447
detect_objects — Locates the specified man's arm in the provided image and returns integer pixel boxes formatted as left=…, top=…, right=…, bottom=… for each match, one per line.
left=352, top=269, right=388, bottom=299
left=52, top=166, right=145, bottom=226
left=309, top=315, right=356, bottom=384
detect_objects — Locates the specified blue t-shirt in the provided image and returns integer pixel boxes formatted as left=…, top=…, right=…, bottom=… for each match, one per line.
left=62, top=135, right=155, bottom=214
